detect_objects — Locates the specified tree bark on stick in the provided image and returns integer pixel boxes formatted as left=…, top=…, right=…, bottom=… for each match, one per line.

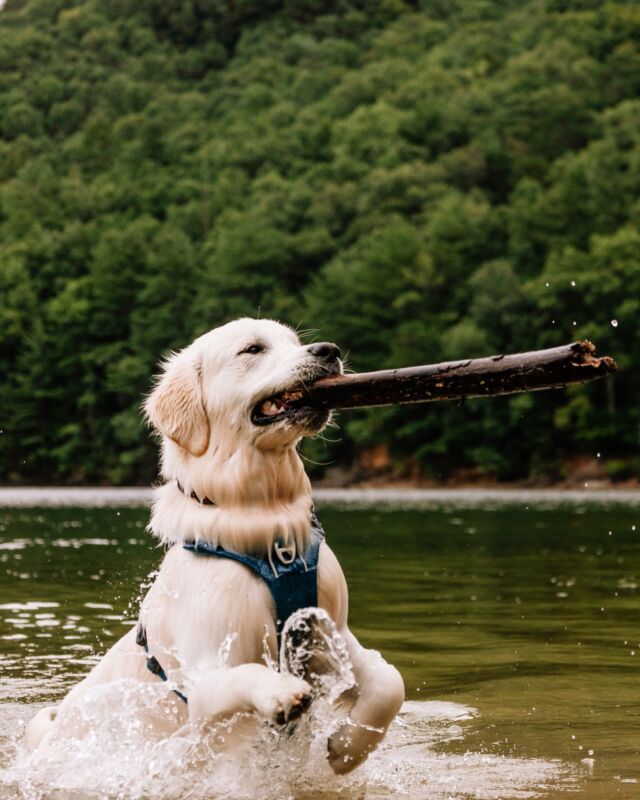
left=283, top=341, right=617, bottom=411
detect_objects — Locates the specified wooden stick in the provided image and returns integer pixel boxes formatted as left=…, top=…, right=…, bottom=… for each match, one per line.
left=283, top=341, right=617, bottom=410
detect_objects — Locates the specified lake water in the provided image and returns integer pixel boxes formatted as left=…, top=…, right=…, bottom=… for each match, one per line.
left=0, top=493, right=638, bottom=799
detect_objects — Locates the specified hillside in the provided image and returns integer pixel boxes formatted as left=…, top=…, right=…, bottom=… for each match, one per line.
left=1, top=0, right=639, bottom=484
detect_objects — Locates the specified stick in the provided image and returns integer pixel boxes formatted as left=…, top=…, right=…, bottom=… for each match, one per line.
left=283, top=341, right=617, bottom=410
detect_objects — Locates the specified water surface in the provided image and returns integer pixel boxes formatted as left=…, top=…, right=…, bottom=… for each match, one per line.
left=0, top=500, right=638, bottom=798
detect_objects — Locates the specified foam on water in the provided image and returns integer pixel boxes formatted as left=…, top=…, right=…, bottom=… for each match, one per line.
left=0, top=610, right=577, bottom=800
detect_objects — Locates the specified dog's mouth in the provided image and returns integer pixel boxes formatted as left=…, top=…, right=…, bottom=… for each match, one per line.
left=250, top=391, right=311, bottom=427
left=251, top=363, right=341, bottom=429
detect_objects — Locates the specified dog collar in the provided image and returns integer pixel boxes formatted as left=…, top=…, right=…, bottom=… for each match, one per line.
left=176, top=479, right=216, bottom=506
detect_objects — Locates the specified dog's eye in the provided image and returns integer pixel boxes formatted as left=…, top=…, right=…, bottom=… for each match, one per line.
left=239, top=343, right=265, bottom=356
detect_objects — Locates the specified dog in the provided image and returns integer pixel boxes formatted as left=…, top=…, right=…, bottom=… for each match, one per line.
left=25, top=317, right=404, bottom=775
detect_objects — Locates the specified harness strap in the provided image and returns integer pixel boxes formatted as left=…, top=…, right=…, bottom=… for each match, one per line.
left=136, top=623, right=188, bottom=704
left=137, top=513, right=324, bottom=704
left=182, top=514, right=324, bottom=642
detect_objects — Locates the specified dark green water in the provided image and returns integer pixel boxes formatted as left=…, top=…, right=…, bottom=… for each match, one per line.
left=0, top=502, right=639, bottom=798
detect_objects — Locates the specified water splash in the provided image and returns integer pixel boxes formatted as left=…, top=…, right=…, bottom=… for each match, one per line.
left=280, top=607, right=355, bottom=703
left=0, top=610, right=578, bottom=800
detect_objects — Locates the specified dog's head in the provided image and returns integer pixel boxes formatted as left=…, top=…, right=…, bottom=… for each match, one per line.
left=145, top=318, right=342, bottom=455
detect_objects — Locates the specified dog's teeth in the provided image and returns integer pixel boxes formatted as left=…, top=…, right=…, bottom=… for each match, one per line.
left=259, top=397, right=290, bottom=417
left=261, top=400, right=282, bottom=416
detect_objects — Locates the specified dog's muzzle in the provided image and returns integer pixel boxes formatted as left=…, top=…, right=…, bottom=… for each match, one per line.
left=251, top=344, right=342, bottom=428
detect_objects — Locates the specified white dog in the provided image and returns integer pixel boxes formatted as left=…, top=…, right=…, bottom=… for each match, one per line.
left=26, top=318, right=404, bottom=774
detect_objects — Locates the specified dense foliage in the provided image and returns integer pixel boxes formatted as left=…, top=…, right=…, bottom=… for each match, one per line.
left=1, top=0, right=639, bottom=485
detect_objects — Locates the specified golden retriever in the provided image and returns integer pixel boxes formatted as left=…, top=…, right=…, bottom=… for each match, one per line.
left=25, top=318, right=404, bottom=775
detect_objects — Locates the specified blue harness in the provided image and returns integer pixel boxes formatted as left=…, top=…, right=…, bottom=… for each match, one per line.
left=137, top=513, right=324, bottom=704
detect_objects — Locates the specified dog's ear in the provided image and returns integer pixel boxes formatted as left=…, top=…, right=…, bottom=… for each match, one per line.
left=144, top=353, right=210, bottom=456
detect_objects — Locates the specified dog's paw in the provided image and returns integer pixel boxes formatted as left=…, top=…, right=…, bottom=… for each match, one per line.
left=251, top=673, right=312, bottom=726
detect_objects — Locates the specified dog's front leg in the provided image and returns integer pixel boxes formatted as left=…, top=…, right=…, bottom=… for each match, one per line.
left=187, top=662, right=311, bottom=728
left=328, top=629, right=404, bottom=775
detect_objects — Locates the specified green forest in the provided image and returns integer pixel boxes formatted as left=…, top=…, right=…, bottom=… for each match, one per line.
left=1, top=0, right=639, bottom=485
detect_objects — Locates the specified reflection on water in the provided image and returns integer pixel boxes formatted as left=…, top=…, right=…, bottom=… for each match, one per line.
left=0, top=501, right=639, bottom=798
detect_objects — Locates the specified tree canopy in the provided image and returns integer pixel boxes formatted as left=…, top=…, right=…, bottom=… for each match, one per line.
left=1, top=0, right=639, bottom=484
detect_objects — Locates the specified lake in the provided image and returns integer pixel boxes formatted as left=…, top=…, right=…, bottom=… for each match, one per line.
left=0, top=492, right=639, bottom=799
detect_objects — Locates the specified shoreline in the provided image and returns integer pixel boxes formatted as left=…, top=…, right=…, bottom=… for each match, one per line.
left=2, top=485, right=640, bottom=508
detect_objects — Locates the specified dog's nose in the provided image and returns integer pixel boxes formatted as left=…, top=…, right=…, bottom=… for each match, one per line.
left=308, top=342, right=341, bottom=362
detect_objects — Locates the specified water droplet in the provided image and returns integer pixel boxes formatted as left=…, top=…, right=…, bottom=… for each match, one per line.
left=611, top=319, right=618, bottom=327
